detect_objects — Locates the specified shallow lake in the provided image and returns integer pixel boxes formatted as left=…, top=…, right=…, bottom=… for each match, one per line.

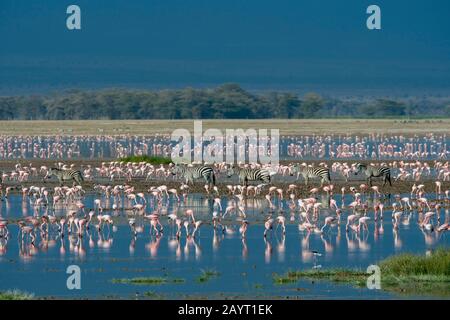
left=0, top=192, right=448, bottom=299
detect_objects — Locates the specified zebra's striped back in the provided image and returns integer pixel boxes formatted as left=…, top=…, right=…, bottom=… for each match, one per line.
left=301, top=166, right=330, bottom=186
left=303, top=167, right=330, bottom=179
left=227, top=165, right=271, bottom=185
left=355, top=163, right=391, bottom=186
left=290, top=164, right=330, bottom=186
left=355, top=163, right=390, bottom=177
left=171, top=164, right=215, bottom=185
left=48, top=168, right=84, bottom=185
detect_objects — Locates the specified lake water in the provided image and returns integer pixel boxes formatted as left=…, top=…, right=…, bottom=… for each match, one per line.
left=0, top=191, right=448, bottom=299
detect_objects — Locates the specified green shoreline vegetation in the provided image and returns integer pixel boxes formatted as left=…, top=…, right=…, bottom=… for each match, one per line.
left=0, top=290, right=34, bottom=300
left=111, top=277, right=185, bottom=285
left=273, top=248, right=450, bottom=297
left=119, top=155, right=172, bottom=165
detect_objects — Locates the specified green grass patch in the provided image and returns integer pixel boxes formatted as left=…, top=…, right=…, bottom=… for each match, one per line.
left=171, top=278, right=186, bottom=283
left=0, top=290, right=34, bottom=300
left=273, top=269, right=368, bottom=286
left=273, top=248, right=450, bottom=297
left=196, top=269, right=221, bottom=283
left=143, top=291, right=166, bottom=299
left=379, top=248, right=450, bottom=277
left=112, top=277, right=185, bottom=285
left=120, top=155, right=172, bottom=165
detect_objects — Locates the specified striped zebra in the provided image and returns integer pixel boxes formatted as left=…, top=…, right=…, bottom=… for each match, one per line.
left=44, top=168, right=84, bottom=186
left=354, top=163, right=391, bottom=187
left=291, top=164, right=331, bottom=186
left=226, top=164, right=271, bottom=187
left=170, top=164, right=216, bottom=186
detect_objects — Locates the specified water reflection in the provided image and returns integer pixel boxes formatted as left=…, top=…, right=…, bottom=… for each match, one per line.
left=0, top=187, right=448, bottom=298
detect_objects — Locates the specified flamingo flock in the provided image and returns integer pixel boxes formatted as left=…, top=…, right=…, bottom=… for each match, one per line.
left=0, top=133, right=448, bottom=161
left=0, top=160, right=448, bottom=261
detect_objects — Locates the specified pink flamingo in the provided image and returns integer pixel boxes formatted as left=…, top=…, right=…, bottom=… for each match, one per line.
left=239, top=220, right=249, bottom=238
left=263, top=218, right=274, bottom=238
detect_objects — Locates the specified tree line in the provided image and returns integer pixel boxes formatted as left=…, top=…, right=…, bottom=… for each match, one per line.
left=0, top=83, right=449, bottom=120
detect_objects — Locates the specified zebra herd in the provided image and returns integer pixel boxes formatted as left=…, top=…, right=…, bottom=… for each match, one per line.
left=169, top=162, right=391, bottom=188
left=37, top=162, right=392, bottom=188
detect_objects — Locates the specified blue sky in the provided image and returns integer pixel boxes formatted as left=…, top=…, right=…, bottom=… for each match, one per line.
left=1, top=0, right=449, bottom=94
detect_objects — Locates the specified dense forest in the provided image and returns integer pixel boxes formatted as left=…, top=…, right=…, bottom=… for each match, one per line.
left=0, top=84, right=449, bottom=120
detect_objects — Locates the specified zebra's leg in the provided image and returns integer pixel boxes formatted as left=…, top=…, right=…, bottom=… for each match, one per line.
left=387, top=174, right=392, bottom=186
left=208, top=173, right=215, bottom=188
left=209, top=175, right=215, bottom=189
left=367, top=176, right=372, bottom=187
left=383, top=174, right=391, bottom=187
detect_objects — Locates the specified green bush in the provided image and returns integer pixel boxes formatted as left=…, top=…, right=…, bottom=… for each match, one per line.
left=120, top=155, right=172, bottom=165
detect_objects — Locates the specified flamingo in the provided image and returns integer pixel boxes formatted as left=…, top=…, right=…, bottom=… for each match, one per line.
left=263, top=218, right=274, bottom=238
left=239, top=220, right=249, bottom=238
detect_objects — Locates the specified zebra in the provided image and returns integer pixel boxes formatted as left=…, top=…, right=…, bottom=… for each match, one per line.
left=291, top=164, right=331, bottom=186
left=44, top=168, right=84, bottom=186
left=170, top=164, right=216, bottom=186
left=226, top=164, right=271, bottom=187
left=354, top=163, right=391, bottom=187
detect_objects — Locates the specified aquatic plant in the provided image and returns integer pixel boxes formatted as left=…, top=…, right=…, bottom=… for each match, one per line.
left=273, top=248, right=450, bottom=297
left=273, top=270, right=367, bottom=286
left=143, top=291, right=166, bottom=300
left=197, top=269, right=221, bottom=283
left=379, top=248, right=450, bottom=277
left=112, top=276, right=185, bottom=285
left=0, top=289, right=34, bottom=300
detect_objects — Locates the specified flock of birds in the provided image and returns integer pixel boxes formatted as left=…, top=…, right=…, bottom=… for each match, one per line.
left=0, top=159, right=449, bottom=184
left=0, top=133, right=448, bottom=161
left=0, top=159, right=449, bottom=261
